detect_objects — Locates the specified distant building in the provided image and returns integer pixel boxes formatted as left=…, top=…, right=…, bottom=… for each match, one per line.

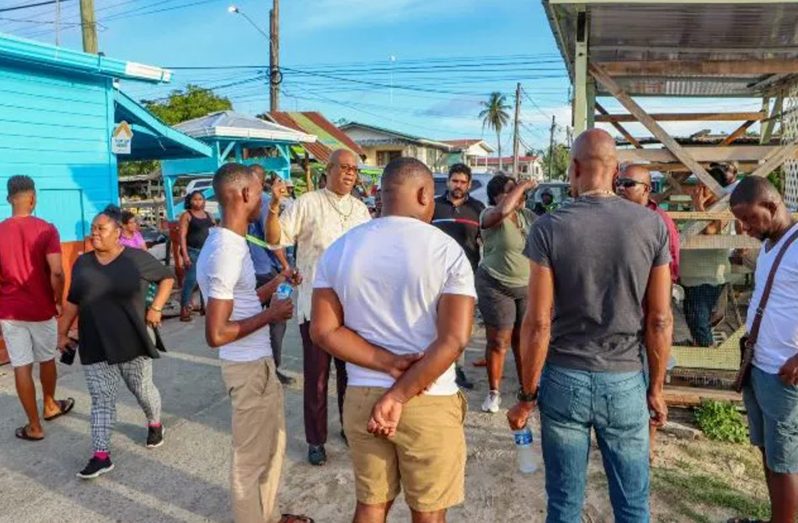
left=441, top=139, right=495, bottom=168
left=485, top=156, right=544, bottom=180
left=339, top=122, right=453, bottom=171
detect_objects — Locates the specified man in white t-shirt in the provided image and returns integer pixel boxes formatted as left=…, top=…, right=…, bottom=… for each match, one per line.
left=730, top=176, right=798, bottom=523
left=196, top=163, right=308, bottom=523
left=311, top=157, right=476, bottom=523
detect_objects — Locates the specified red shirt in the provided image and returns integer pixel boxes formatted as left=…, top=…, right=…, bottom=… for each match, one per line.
left=0, top=216, right=61, bottom=321
left=647, top=200, right=680, bottom=282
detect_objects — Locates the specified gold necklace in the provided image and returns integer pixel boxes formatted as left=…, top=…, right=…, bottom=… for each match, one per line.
left=579, top=189, right=616, bottom=198
left=324, top=190, right=355, bottom=220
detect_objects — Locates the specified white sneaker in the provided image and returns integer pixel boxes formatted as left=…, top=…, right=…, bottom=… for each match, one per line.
left=481, top=390, right=501, bottom=413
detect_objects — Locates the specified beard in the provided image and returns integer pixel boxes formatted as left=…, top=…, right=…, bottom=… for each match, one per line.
left=450, top=188, right=466, bottom=199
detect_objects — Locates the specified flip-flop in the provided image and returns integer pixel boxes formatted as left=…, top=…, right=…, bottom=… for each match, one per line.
left=472, top=358, right=487, bottom=368
left=727, top=518, right=765, bottom=523
left=44, top=397, right=75, bottom=421
left=281, top=515, right=315, bottom=523
left=15, top=425, right=44, bottom=441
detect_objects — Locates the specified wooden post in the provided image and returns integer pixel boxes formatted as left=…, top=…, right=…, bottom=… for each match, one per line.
left=761, top=94, right=783, bottom=145
left=512, top=82, right=521, bottom=178
left=590, top=62, right=725, bottom=198
left=269, top=0, right=280, bottom=111
left=572, top=9, right=589, bottom=134
left=304, top=150, right=312, bottom=192
left=79, top=0, right=98, bottom=54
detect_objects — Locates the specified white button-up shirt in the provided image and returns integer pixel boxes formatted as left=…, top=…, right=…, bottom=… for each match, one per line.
left=275, top=188, right=371, bottom=323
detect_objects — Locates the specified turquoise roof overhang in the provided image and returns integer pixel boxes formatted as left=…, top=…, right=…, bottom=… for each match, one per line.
left=114, top=90, right=212, bottom=161
left=0, top=33, right=171, bottom=84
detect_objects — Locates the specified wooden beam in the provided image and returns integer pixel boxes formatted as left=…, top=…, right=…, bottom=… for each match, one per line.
left=761, top=94, right=784, bottom=144
left=720, top=120, right=756, bottom=146
left=681, top=235, right=761, bottom=250
left=596, top=111, right=764, bottom=123
left=669, top=211, right=798, bottom=221
left=590, top=63, right=725, bottom=197
left=617, top=145, right=784, bottom=164
left=599, top=59, right=798, bottom=76
left=681, top=140, right=798, bottom=237
left=596, top=103, right=642, bottom=148
left=646, top=161, right=762, bottom=173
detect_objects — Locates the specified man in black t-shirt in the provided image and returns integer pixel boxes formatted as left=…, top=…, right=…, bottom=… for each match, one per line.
left=432, top=163, right=485, bottom=273
left=432, top=163, right=485, bottom=389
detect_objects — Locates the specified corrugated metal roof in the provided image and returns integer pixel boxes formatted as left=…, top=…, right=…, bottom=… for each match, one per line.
left=544, top=1, right=798, bottom=97
left=266, top=112, right=364, bottom=163
left=175, top=111, right=315, bottom=143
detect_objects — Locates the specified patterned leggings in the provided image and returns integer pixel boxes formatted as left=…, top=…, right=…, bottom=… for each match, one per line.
left=83, top=356, right=162, bottom=452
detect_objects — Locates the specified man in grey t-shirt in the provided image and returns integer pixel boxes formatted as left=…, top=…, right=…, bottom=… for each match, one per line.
left=507, top=129, right=673, bottom=522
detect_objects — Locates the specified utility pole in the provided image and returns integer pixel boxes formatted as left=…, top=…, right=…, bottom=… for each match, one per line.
left=79, top=0, right=98, bottom=54
left=269, top=0, right=280, bottom=111
left=512, top=82, right=522, bottom=178
left=547, top=115, right=556, bottom=181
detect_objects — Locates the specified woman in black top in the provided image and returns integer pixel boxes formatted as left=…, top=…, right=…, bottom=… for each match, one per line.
left=178, top=190, right=215, bottom=321
left=58, top=205, right=175, bottom=480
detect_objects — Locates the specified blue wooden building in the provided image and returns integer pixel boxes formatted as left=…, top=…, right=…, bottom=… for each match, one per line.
left=0, top=33, right=211, bottom=263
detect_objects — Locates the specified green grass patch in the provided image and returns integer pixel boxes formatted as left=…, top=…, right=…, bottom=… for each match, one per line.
left=695, top=400, right=748, bottom=444
left=652, top=466, right=770, bottom=522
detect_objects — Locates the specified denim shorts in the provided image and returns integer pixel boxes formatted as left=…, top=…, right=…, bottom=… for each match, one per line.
left=743, top=366, right=798, bottom=474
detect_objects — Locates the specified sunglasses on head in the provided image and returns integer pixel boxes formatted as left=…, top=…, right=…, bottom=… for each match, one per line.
left=615, top=178, right=649, bottom=190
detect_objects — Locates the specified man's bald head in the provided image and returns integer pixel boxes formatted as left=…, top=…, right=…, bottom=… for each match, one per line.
left=569, top=129, right=619, bottom=196
left=380, top=157, right=435, bottom=222
left=326, top=148, right=359, bottom=196
left=213, top=163, right=262, bottom=222
left=617, top=164, right=652, bottom=206
left=620, top=164, right=651, bottom=186
left=249, top=164, right=267, bottom=185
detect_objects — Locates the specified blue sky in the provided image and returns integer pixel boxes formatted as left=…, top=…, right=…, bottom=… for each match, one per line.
left=0, top=0, right=763, bottom=150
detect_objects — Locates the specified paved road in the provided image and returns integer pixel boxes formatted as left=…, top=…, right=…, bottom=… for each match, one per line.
left=0, top=318, right=575, bottom=523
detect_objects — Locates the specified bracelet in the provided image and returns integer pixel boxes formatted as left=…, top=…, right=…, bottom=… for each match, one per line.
left=149, top=305, right=163, bottom=313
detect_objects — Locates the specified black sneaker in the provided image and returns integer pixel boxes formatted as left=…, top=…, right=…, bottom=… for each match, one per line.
left=146, top=425, right=164, bottom=448
left=455, top=366, right=474, bottom=390
left=77, top=457, right=114, bottom=479
left=308, top=445, right=327, bottom=466
left=276, top=371, right=295, bottom=386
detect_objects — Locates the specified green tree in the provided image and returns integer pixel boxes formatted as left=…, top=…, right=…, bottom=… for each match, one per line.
left=541, top=143, right=570, bottom=181
left=143, top=84, right=233, bottom=126
left=119, top=86, right=233, bottom=177
left=478, top=92, right=511, bottom=170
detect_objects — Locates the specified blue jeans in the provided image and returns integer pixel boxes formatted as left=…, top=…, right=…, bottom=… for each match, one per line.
left=539, top=364, right=650, bottom=523
left=683, top=284, right=723, bottom=346
left=180, top=247, right=201, bottom=308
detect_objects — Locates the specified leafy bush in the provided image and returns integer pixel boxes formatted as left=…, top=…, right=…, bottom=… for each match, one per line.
left=694, top=400, right=748, bottom=444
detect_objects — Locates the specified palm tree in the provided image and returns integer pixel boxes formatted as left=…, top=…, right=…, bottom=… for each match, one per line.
left=479, top=92, right=512, bottom=170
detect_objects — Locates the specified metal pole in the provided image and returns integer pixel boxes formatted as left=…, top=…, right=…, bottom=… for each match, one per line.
left=512, top=82, right=521, bottom=178
left=269, top=0, right=280, bottom=111
left=79, top=0, right=98, bottom=53
left=548, top=115, right=556, bottom=181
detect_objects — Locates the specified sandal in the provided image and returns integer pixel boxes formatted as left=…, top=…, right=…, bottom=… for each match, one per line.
left=15, top=425, right=44, bottom=441
left=727, top=518, right=765, bottom=523
left=180, top=306, right=192, bottom=322
left=472, top=358, right=487, bottom=368
left=280, top=515, right=314, bottom=523
left=44, top=397, right=75, bottom=421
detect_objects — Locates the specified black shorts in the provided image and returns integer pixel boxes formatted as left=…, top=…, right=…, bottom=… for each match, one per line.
left=475, top=268, right=527, bottom=329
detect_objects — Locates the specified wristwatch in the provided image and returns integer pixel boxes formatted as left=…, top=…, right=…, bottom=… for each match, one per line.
left=517, top=388, right=539, bottom=403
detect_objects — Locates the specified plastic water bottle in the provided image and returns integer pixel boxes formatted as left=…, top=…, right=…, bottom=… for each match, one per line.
left=514, top=424, right=537, bottom=474
left=275, top=282, right=293, bottom=301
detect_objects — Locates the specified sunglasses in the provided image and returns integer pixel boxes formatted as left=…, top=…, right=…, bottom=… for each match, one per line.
left=615, top=178, right=649, bottom=190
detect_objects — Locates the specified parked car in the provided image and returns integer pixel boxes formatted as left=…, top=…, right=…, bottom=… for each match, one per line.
left=433, top=172, right=492, bottom=207
left=526, top=181, right=572, bottom=214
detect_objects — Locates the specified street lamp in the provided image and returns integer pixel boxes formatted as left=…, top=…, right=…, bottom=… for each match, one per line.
left=227, top=5, right=269, bottom=39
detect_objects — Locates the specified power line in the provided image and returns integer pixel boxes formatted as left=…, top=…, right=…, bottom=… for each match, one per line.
left=0, top=0, right=71, bottom=14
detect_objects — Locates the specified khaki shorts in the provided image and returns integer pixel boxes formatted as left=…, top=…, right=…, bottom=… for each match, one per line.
left=343, top=386, right=467, bottom=512
left=0, top=319, right=57, bottom=368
